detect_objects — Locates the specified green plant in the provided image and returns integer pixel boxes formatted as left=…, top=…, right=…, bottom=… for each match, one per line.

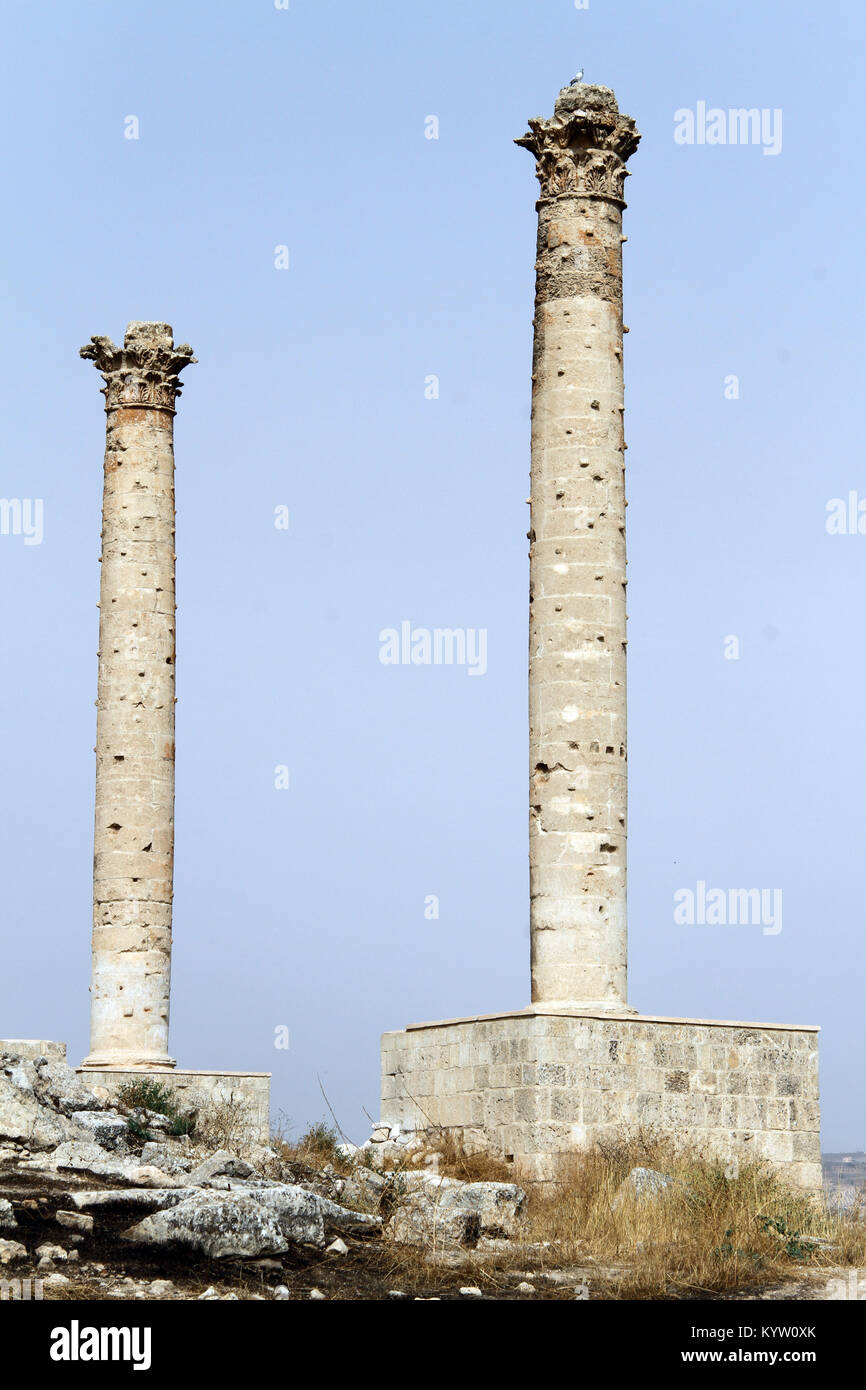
left=126, top=1116, right=153, bottom=1142
left=116, top=1078, right=177, bottom=1117
left=759, top=1215, right=817, bottom=1262
left=297, top=1120, right=341, bottom=1161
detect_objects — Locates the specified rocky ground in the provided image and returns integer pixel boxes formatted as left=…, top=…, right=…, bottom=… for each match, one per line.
left=1, top=1050, right=862, bottom=1302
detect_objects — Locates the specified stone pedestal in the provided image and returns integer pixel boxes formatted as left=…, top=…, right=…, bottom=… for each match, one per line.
left=381, top=1012, right=822, bottom=1189
left=75, top=1068, right=272, bottom=1147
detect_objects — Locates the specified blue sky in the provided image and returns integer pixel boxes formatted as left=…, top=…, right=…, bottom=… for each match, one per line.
left=0, top=0, right=863, bottom=1149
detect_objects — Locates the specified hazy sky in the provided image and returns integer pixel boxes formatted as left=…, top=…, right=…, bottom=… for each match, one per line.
left=0, top=0, right=862, bottom=1150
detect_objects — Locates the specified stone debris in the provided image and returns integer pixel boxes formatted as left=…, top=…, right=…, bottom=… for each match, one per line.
left=386, top=1177, right=528, bottom=1249
left=611, top=1167, right=677, bottom=1211
left=56, top=1209, right=94, bottom=1234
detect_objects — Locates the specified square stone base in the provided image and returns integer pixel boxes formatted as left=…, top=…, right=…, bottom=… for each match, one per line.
left=380, top=1008, right=821, bottom=1189
left=75, top=1068, right=272, bottom=1147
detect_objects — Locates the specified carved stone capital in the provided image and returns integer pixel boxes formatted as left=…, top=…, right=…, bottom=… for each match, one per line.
left=516, top=82, right=640, bottom=203
left=80, top=321, right=196, bottom=414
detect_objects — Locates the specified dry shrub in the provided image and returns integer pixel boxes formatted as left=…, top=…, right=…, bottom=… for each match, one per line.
left=525, top=1128, right=866, bottom=1299
left=191, top=1096, right=258, bottom=1159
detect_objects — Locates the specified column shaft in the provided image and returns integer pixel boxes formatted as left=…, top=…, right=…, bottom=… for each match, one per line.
left=518, top=85, right=640, bottom=1009
left=80, top=323, right=195, bottom=1069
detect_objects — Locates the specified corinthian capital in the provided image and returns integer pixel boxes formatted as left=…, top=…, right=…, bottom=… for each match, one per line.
left=80, top=321, right=196, bottom=413
left=516, top=82, right=640, bottom=203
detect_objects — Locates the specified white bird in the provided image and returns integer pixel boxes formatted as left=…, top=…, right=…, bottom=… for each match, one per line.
left=571, top=69, right=584, bottom=84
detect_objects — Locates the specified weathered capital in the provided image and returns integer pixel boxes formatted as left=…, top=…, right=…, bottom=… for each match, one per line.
left=80, top=321, right=196, bottom=414
left=516, top=82, right=640, bottom=204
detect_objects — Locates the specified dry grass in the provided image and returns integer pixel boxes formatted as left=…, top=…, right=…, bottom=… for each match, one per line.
left=190, top=1097, right=259, bottom=1158
left=360, top=1127, right=866, bottom=1299
left=271, top=1119, right=353, bottom=1176
left=524, top=1130, right=866, bottom=1298
left=378, top=1130, right=515, bottom=1185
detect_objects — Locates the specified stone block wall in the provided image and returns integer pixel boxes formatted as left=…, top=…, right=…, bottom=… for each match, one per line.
left=77, top=1068, right=271, bottom=1147
left=381, top=1011, right=821, bottom=1188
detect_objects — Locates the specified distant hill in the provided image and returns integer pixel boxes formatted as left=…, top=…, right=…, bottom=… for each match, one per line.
left=823, top=1152, right=866, bottom=1200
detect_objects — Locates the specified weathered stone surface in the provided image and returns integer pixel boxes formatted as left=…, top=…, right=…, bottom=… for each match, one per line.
left=122, top=1192, right=294, bottom=1259
left=0, top=1199, right=16, bottom=1229
left=341, top=1167, right=388, bottom=1211
left=0, top=1068, right=89, bottom=1151
left=611, top=1166, right=676, bottom=1211
left=70, top=1188, right=190, bottom=1212
left=0, top=1238, right=27, bottom=1264
left=307, top=1194, right=382, bottom=1239
left=0, top=1041, right=67, bottom=1064
left=50, top=1141, right=183, bottom=1187
left=56, top=1210, right=94, bottom=1234
left=69, top=1111, right=128, bottom=1145
left=140, top=1141, right=192, bottom=1175
left=386, top=1176, right=526, bottom=1248
left=35, top=1062, right=105, bottom=1116
left=119, top=1182, right=380, bottom=1259
left=187, top=1150, right=255, bottom=1185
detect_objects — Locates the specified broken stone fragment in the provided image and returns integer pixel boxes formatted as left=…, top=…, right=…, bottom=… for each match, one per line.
left=56, top=1210, right=94, bottom=1234
left=69, top=1111, right=128, bottom=1145
left=386, top=1180, right=528, bottom=1249
left=610, top=1166, right=677, bottom=1211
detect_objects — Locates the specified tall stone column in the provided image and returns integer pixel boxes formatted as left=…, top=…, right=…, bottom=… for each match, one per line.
left=517, top=83, right=640, bottom=1010
left=79, top=323, right=195, bottom=1070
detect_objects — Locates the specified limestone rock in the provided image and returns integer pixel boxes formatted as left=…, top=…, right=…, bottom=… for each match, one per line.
left=51, top=1141, right=183, bottom=1187
left=121, top=1189, right=315, bottom=1259
left=35, top=1062, right=106, bottom=1116
left=69, top=1111, right=128, bottom=1145
left=121, top=1183, right=381, bottom=1258
left=387, top=1179, right=527, bottom=1248
left=71, top=1188, right=190, bottom=1212
left=36, top=1243, right=68, bottom=1262
left=0, top=1066, right=90, bottom=1150
left=611, top=1167, right=677, bottom=1211
left=340, top=1166, right=387, bottom=1211
left=0, top=1199, right=16, bottom=1229
left=140, top=1142, right=193, bottom=1175
left=56, top=1210, right=94, bottom=1234
left=0, top=1238, right=27, bottom=1264
left=187, top=1150, right=255, bottom=1185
